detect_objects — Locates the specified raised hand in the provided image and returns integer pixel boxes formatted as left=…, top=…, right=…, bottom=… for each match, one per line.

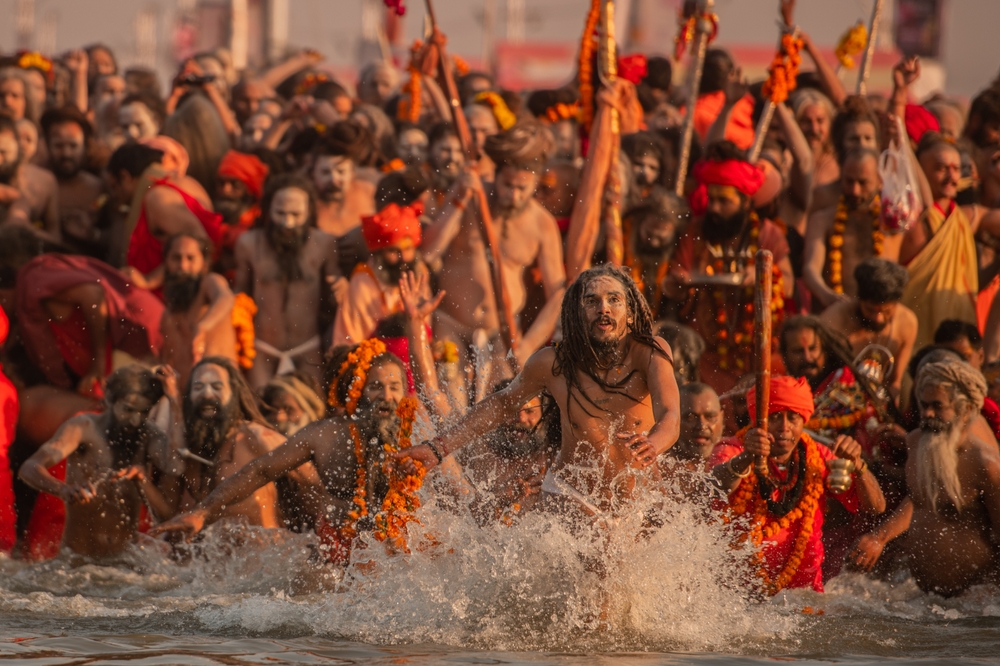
left=64, top=49, right=88, bottom=75
left=893, top=56, right=920, bottom=90
left=399, top=271, right=445, bottom=320
left=154, top=364, right=180, bottom=401
left=780, top=0, right=796, bottom=28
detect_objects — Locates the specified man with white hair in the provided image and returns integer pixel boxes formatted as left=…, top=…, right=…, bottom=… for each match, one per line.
left=847, top=360, right=1000, bottom=596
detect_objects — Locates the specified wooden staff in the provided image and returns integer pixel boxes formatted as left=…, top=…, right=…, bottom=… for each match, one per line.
left=674, top=0, right=715, bottom=197
left=423, top=0, right=519, bottom=364
left=855, top=0, right=884, bottom=96
left=753, top=249, right=773, bottom=477
left=747, top=102, right=775, bottom=164
left=599, top=0, right=624, bottom=266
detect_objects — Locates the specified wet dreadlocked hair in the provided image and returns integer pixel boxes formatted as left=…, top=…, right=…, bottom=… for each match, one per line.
left=554, top=265, right=669, bottom=416
left=183, top=356, right=270, bottom=427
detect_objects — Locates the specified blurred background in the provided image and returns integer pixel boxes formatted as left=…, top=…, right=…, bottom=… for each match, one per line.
left=0, top=0, right=996, bottom=100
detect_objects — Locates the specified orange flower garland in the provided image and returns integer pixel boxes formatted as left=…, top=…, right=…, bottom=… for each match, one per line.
left=231, top=293, right=257, bottom=370
left=373, top=396, right=426, bottom=551
left=761, top=31, right=803, bottom=105
left=294, top=72, right=331, bottom=96
left=835, top=21, right=868, bottom=70
left=826, top=195, right=883, bottom=295
left=807, top=409, right=866, bottom=432
left=328, top=338, right=387, bottom=414
left=578, top=0, right=601, bottom=133
left=727, top=432, right=825, bottom=595
left=544, top=101, right=581, bottom=124
left=673, top=11, right=719, bottom=62
left=397, top=40, right=424, bottom=124
left=473, top=91, right=517, bottom=130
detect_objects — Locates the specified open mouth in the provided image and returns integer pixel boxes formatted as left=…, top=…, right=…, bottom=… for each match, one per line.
left=593, top=318, right=615, bottom=333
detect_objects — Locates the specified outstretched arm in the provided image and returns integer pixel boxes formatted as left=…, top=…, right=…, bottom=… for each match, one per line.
left=19, top=416, right=89, bottom=503
left=846, top=496, right=913, bottom=571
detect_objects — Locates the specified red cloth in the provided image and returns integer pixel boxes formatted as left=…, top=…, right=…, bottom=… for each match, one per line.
left=379, top=335, right=416, bottom=393
left=0, top=306, right=17, bottom=554
left=618, top=54, right=648, bottom=85
left=126, top=178, right=224, bottom=275
left=315, top=515, right=352, bottom=565
left=710, top=438, right=860, bottom=592
left=747, top=375, right=816, bottom=422
left=689, top=158, right=767, bottom=216
left=217, top=150, right=269, bottom=200
left=693, top=91, right=756, bottom=149
left=983, top=397, right=1000, bottom=441
left=16, top=254, right=164, bottom=389
left=362, top=203, right=423, bottom=251
left=904, top=104, right=940, bottom=145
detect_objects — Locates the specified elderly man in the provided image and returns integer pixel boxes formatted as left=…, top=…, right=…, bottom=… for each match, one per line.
left=848, top=361, right=1000, bottom=597
left=671, top=383, right=723, bottom=465
left=711, top=375, right=885, bottom=594
left=260, top=372, right=326, bottom=437
left=213, top=149, right=269, bottom=276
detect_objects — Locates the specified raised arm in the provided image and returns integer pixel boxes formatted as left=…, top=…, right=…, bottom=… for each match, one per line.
left=420, top=170, right=477, bottom=265
left=515, top=215, right=567, bottom=365
left=399, top=271, right=451, bottom=420
left=774, top=101, right=815, bottom=209
left=801, top=31, right=847, bottom=108
left=259, top=50, right=324, bottom=90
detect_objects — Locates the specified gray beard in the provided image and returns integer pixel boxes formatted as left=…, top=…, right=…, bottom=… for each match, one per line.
left=915, top=420, right=965, bottom=513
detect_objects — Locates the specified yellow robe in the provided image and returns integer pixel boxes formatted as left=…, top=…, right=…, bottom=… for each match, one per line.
left=901, top=204, right=978, bottom=350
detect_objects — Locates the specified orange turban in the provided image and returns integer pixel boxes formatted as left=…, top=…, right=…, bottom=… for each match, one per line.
left=362, top=203, right=423, bottom=251
left=217, top=150, right=269, bottom=200
left=746, top=375, right=815, bottom=422
left=689, top=158, right=767, bottom=216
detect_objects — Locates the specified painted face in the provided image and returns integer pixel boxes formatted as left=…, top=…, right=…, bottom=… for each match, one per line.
left=189, top=364, right=233, bottom=417
left=240, top=113, right=273, bottom=150
left=582, top=275, right=630, bottom=346
left=398, top=128, right=428, bottom=167
left=632, top=153, right=660, bottom=187
left=494, top=167, right=538, bottom=216
left=312, top=155, right=353, bottom=202
left=361, top=363, right=406, bottom=416
left=429, top=134, right=464, bottom=181
left=95, top=75, right=126, bottom=108
left=165, top=236, right=206, bottom=277
left=766, top=410, right=806, bottom=461
left=269, top=187, right=311, bottom=229
left=679, top=390, right=723, bottom=455
left=918, top=383, right=964, bottom=431
left=840, top=154, right=880, bottom=209
left=0, top=78, right=26, bottom=121
left=110, top=392, right=154, bottom=432
left=15, top=119, right=37, bottom=163
left=843, top=120, right=878, bottom=154
left=118, top=102, right=159, bottom=142
left=920, top=144, right=961, bottom=201
left=47, top=121, right=86, bottom=178
left=799, top=103, right=831, bottom=145
left=783, top=327, right=826, bottom=383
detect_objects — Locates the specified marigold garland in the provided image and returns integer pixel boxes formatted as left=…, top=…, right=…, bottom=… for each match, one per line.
left=577, top=0, right=601, bottom=133
left=726, top=432, right=825, bottom=595
left=807, top=409, right=866, bottom=432
left=328, top=338, right=387, bottom=413
left=397, top=40, right=424, bottom=124
left=231, top=293, right=257, bottom=370
left=432, top=339, right=459, bottom=364
left=373, top=396, right=426, bottom=551
left=294, top=72, right=331, bottom=96
left=473, top=91, right=517, bottom=130
left=453, top=54, right=470, bottom=77
left=673, top=11, right=719, bottom=62
left=761, top=31, right=803, bottom=105
left=826, top=195, right=882, bottom=295
left=835, top=21, right=868, bottom=70
left=544, top=101, right=581, bottom=124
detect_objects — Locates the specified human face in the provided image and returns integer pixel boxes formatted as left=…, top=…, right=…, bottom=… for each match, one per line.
left=841, top=155, right=880, bottom=209
left=783, top=327, right=826, bottom=382
left=582, top=275, right=630, bottom=346
left=638, top=214, right=677, bottom=252
left=632, top=153, right=660, bottom=187
left=398, top=128, right=428, bottom=166
left=705, top=184, right=743, bottom=220
left=918, top=383, right=964, bottom=431
left=844, top=120, right=878, bottom=154
left=268, top=393, right=307, bottom=436
left=240, top=113, right=273, bottom=150
left=47, top=121, right=86, bottom=178
left=467, top=105, right=498, bottom=152
left=16, top=119, right=36, bottom=163
left=189, top=364, right=233, bottom=417
left=535, top=166, right=575, bottom=218
left=858, top=300, right=896, bottom=333
left=0, top=130, right=20, bottom=181
left=23, top=70, right=46, bottom=112
left=680, top=390, right=723, bottom=457
left=214, top=177, right=251, bottom=222
left=380, top=238, right=417, bottom=266
left=515, top=396, right=543, bottom=431
left=95, top=75, right=126, bottom=108
left=942, top=336, right=984, bottom=370
left=312, top=155, right=353, bottom=202
left=110, top=393, right=154, bottom=433
left=269, top=187, right=311, bottom=229
left=551, top=120, right=578, bottom=161
left=233, top=81, right=269, bottom=124
left=430, top=135, right=464, bottom=181
left=361, top=363, right=406, bottom=417
left=767, top=410, right=806, bottom=462
left=165, top=236, right=206, bottom=277
left=920, top=144, right=961, bottom=201
left=494, top=167, right=538, bottom=216
left=799, top=104, right=830, bottom=146
left=90, top=47, right=116, bottom=78
left=0, top=79, right=26, bottom=121
left=119, top=102, right=159, bottom=142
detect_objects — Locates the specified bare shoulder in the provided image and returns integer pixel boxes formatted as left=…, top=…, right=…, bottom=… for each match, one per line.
left=293, top=418, right=352, bottom=454
left=235, top=228, right=262, bottom=251
left=352, top=179, right=376, bottom=197
left=807, top=203, right=837, bottom=231
left=203, top=272, right=232, bottom=292
left=896, top=305, right=918, bottom=333
left=244, top=422, right=286, bottom=454
left=529, top=199, right=559, bottom=234
left=633, top=335, right=673, bottom=365
left=25, top=164, right=57, bottom=189
left=818, top=299, right=850, bottom=325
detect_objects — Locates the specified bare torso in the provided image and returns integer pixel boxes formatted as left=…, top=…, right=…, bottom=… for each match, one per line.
left=316, top=180, right=375, bottom=238
left=57, top=171, right=103, bottom=250
left=159, top=278, right=238, bottom=387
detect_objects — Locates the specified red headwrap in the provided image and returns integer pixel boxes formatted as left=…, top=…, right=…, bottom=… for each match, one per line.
left=362, top=203, right=423, bottom=251
left=688, top=158, right=767, bottom=217
left=618, top=54, right=648, bottom=85
left=746, top=375, right=815, bottom=423
left=217, top=150, right=269, bottom=200
left=904, top=103, right=940, bottom=145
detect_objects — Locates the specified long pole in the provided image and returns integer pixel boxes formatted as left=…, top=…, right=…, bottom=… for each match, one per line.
left=599, top=0, right=624, bottom=266
left=856, top=0, right=884, bottom=96
left=424, top=0, right=519, bottom=364
left=753, top=249, right=773, bottom=478
left=674, top=0, right=715, bottom=197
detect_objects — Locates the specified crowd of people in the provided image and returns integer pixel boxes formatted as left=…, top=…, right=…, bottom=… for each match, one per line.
left=1, top=3, right=1000, bottom=602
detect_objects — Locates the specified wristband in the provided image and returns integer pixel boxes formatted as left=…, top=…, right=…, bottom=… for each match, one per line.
left=426, top=438, right=445, bottom=463
left=854, top=459, right=868, bottom=475
left=728, top=456, right=752, bottom=479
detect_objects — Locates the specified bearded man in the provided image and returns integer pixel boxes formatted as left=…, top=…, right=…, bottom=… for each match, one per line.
left=0, top=114, right=58, bottom=236
left=332, top=200, right=431, bottom=346
left=159, top=234, right=238, bottom=387
left=668, top=142, right=794, bottom=394
left=621, top=131, right=668, bottom=208
left=213, top=150, right=269, bottom=277
left=792, top=89, right=839, bottom=189
left=425, top=121, right=566, bottom=372
left=622, top=191, right=689, bottom=319
left=398, top=265, right=680, bottom=528
left=18, top=366, right=184, bottom=558
left=234, top=173, right=342, bottom=388
left=151, top=345, right=418, bottom=564
left=848, top=361, right=1000, bottom=597
left=672, top=382, right=723, bottom=465
left=711, top=376, right=886, bottom=594
left=40, top=106, right=103, bottom=255
left=818, top=259, right=916, bottom=400
left=312, top=121, right=376, bottom=240
left=804, top=148, right=902, bottom=309
left=261, top=372, right=326, bottom=437
left=422, top=123, right=465, bottom=218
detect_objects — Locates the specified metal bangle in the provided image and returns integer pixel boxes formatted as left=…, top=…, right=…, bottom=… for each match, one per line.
left=426, top=438, right=445, bottom=463
left=728, top=456, right=752, bottom=479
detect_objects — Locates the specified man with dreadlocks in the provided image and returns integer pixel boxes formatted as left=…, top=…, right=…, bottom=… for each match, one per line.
left=396, top=265, right=680, bottom=525
left=19, top=365, right=184, bottom=558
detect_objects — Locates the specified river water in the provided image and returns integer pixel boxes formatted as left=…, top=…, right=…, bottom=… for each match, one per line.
left=1, top=472, right=998, bottom=665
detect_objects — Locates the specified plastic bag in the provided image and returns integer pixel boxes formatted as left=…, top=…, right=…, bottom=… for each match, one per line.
left=878, top=115, right=924, bottom=234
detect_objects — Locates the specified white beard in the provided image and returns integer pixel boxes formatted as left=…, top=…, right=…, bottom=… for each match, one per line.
left=914, top=423, right=965, bottom=513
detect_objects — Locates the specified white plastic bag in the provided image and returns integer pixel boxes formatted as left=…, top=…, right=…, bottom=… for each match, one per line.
left=878, top=115, right=924, bottom=234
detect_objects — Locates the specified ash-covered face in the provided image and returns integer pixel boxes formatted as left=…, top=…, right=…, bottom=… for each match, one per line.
left=185, top=363, right=238, bottom=460
left=582, top=275, right=630, bottom=349
left=118, top=102, right=159, bottom=142
left=356, top=362, right=406, bottom=444
left=429, top=135, right=464, bottom=185
left=632, top=153, right=661, bottom=187
left=494, top=167, right=538, bottom=217
left=398, top=128, right=428, bottom=167
left=313, top=155, right=353, bottom=203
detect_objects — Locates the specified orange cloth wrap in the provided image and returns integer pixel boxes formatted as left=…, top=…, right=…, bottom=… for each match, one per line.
left=217, top=150, right=269, bottom=200
left=361, top=203, right=423, bottom=251
left=747, top=375, right=815, bottom=422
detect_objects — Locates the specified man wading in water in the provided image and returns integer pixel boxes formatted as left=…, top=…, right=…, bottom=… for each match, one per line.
left=398, top=265, right=680, bottom=525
